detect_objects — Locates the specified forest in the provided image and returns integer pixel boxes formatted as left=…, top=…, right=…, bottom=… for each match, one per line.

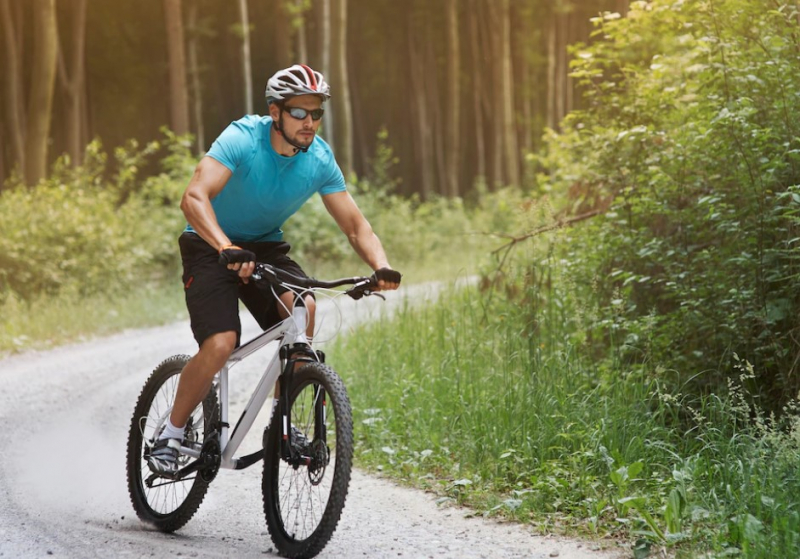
left=1, top=0, right=629, bottom=193
left=4, top=0, right=800, bottom=557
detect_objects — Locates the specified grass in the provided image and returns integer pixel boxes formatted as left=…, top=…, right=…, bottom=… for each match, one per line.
left=329, top=275, right=800, bottom=558
left=0, top=277, right=188, bottom=355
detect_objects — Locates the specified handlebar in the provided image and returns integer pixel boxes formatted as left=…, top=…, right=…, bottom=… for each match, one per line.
left=250, top=263, right=383, bottom=300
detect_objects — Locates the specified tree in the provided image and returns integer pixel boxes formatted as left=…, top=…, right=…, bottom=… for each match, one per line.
left=444, top=0, right=460, bottom=197
left=187, top=0, right=206, bottom=153
left=407, top=2, right=435, bottom=199
left=330, top=0, right=352, bottom=178
left=468, top=0, right=486, bottom=182
left=319, top=0, right=333, bottom=140
left=163, top=0, right=190, bottom=135
left=25, top=0, right=59, bottom=185
left=0, top=0, right=26, bottom=178
left=238, top=0, right=253, bottom=114
left=499, top=0, right=519, bottom=187
left=56, top=0, right=88, bottom=166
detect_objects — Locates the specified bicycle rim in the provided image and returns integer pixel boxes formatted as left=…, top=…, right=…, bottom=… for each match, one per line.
left=263, top=363, right=353, bottom=558
left=126, top=355, right=216, bottom=531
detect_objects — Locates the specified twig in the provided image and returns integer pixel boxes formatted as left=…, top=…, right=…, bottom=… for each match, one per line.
left=490, top=209, right=603, bottom=256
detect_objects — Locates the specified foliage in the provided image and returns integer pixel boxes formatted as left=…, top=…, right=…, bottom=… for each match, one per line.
left=332, top=257, right=800, bottom=557
left=539, top=0, right=800, bottom=408
left=0, top=131, right=193, bottom=303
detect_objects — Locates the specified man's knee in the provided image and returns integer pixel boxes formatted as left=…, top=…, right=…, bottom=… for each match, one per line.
left=304, top=295, right=316, bottom=316
left=199, top=331, right=237, bottom=361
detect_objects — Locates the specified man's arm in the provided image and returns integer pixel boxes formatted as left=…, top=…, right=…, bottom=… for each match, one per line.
left=181, top=156, right=255, bottom=279
left=322, top=191, right=400, bottom=290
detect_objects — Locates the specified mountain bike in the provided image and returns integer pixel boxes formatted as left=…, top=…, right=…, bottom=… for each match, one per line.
left=126, top=263, right=383, bottom=559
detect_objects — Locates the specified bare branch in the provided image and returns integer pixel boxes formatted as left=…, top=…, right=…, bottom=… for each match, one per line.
left=490, top=209, right=603, bottom=256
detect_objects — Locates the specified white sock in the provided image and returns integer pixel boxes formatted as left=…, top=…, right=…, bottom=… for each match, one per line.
left=159, top=418, right=185, bottom=441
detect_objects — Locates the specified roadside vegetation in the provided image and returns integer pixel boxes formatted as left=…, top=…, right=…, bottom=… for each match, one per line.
left=333, top=2, right=800, bottom=558
left=3, top=1, right=799, bottom=557
left=0, top=128, right=495, bottom=353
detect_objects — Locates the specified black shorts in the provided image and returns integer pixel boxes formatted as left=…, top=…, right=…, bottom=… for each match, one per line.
left=179, top=232, right=311, bottom=347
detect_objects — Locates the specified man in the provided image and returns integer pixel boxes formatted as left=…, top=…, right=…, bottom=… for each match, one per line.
left=148, top=64, right=401, bottom=476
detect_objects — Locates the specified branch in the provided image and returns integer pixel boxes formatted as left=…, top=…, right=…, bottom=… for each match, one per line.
left=490, top=209, right=603, bottom=256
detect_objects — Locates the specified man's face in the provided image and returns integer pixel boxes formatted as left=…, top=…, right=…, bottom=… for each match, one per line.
left=272, top=94, right=324, bottom=150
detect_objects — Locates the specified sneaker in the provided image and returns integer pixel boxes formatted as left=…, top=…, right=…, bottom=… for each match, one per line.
left=148, top=437, right=182, bottom=477
left=290, top=425, right=310, bottom=453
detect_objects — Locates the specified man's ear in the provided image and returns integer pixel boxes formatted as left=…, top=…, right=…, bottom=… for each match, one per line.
left=268, top=102, right=281, bottom=120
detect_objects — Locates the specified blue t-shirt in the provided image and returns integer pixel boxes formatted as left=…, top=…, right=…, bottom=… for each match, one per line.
left=186, top=115, right=346, bottom=242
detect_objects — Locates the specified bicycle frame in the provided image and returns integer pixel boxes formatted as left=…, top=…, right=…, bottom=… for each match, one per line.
left=178, top=303, right=314, bottom=471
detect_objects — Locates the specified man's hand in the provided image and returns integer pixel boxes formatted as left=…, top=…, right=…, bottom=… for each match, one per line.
left=219, top=245, right=256, bottom=282
left=372, top=267, right=402, bottom=291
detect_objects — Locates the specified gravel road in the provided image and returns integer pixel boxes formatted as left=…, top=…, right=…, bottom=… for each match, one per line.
left=0, top=282, right=622, bottom=559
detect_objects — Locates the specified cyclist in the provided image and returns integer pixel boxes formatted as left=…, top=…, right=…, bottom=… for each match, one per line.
left=148, top=64, right=401, bottom=476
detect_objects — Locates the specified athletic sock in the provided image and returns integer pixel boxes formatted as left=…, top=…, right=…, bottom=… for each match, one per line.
left=158, top=418, right=186, bottom=441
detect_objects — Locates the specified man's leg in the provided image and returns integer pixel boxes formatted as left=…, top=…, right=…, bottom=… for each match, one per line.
left=170, top=330, right=237, bottom=428
left=277, top=292, right=316, bottom=339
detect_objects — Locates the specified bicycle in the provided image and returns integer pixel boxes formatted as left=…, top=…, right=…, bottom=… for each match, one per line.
left=126, top=262, right=383, bottom=559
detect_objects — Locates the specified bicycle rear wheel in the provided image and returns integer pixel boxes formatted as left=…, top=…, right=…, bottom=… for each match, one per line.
left=262, top=362, right=353, bottom=559
left=126, top=354, right=218, bottom=532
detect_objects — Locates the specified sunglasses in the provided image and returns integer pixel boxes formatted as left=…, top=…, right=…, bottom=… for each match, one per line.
left=283, top=105, right=325, bottom=121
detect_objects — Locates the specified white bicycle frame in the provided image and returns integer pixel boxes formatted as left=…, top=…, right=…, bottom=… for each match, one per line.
left=178, top=303, right=312, bottom=471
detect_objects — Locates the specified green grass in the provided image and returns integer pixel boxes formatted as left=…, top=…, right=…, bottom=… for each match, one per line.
left=0, top=278, right=187, bottom=355
left=330, top=278, right=800, bottom=558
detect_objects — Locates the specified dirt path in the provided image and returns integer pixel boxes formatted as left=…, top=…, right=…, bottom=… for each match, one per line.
left=0, top=283, right=622, bottom=558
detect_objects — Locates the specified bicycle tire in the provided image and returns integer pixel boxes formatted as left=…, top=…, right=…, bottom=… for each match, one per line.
left=126, top=354, right=219, bottom=532
left=262, top=362, right=354, bottom=559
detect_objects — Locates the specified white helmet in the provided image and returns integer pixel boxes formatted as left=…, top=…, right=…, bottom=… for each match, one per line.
left=265, top=64, right=331, bottom=104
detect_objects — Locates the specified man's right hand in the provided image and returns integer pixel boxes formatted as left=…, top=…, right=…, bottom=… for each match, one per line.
left=218, top=245, right=256, bottom=281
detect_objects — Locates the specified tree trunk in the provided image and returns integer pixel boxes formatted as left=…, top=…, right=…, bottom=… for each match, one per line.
left=330, top=0, right=352, bottom=178
left=444, top=0, right=460, bottom=197
left=487, top=0, right=504, bottom=187
left=320, top=0, right=333, bottom=142
left=499, top=0, right=519, bottom=187
left=0, top=0, right=26, bottom=177
left=296, top=0, right=308, bottom=62
left=554, top=6, right=566, bottom=127
left=408, top=7, right=434, bottom=199
left=25, top=0, right=59, bottom=185
left=238, top=0, right=253, bottom=114
left=188, top=0, right=205, bottom=153
left=617, top=0, right=630, bottom=16
left=163, top=0, right=190, bottom=135
left=424, top=20, right=447, bottom=196
left=468, top=0, right=485, bottom=182
left=546, top=7, right=556, bottom=130
left=56, top=0, right=88, bottom=166
left=273, top=0, right=293, bottom=68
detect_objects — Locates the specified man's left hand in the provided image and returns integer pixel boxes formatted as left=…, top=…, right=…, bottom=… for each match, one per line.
left=372, top=267, right=402, bottom=291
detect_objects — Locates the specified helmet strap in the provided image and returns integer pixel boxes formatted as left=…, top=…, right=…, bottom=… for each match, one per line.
left=274, top=109, right=309, bottom=154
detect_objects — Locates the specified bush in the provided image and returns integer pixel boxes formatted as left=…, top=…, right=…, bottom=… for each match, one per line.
left=538, top=0, right=800, bottom=408
left=0, top=131, right=193, bottom=303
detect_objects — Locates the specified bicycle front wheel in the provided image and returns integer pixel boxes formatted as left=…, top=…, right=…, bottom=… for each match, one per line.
left=126, top=354, right=218, bottom=532
left=262, top=362, right=354, bottom=559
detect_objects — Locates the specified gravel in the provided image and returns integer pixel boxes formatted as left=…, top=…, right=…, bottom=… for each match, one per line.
left=0, top=282, right=622, bottom=558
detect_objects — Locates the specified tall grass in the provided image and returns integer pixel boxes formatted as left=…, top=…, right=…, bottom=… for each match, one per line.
left=331, top=251, right=800, bottom=557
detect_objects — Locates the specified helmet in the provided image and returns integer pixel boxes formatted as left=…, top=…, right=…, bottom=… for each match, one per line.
left=265, top=64, right=331, bottom=104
